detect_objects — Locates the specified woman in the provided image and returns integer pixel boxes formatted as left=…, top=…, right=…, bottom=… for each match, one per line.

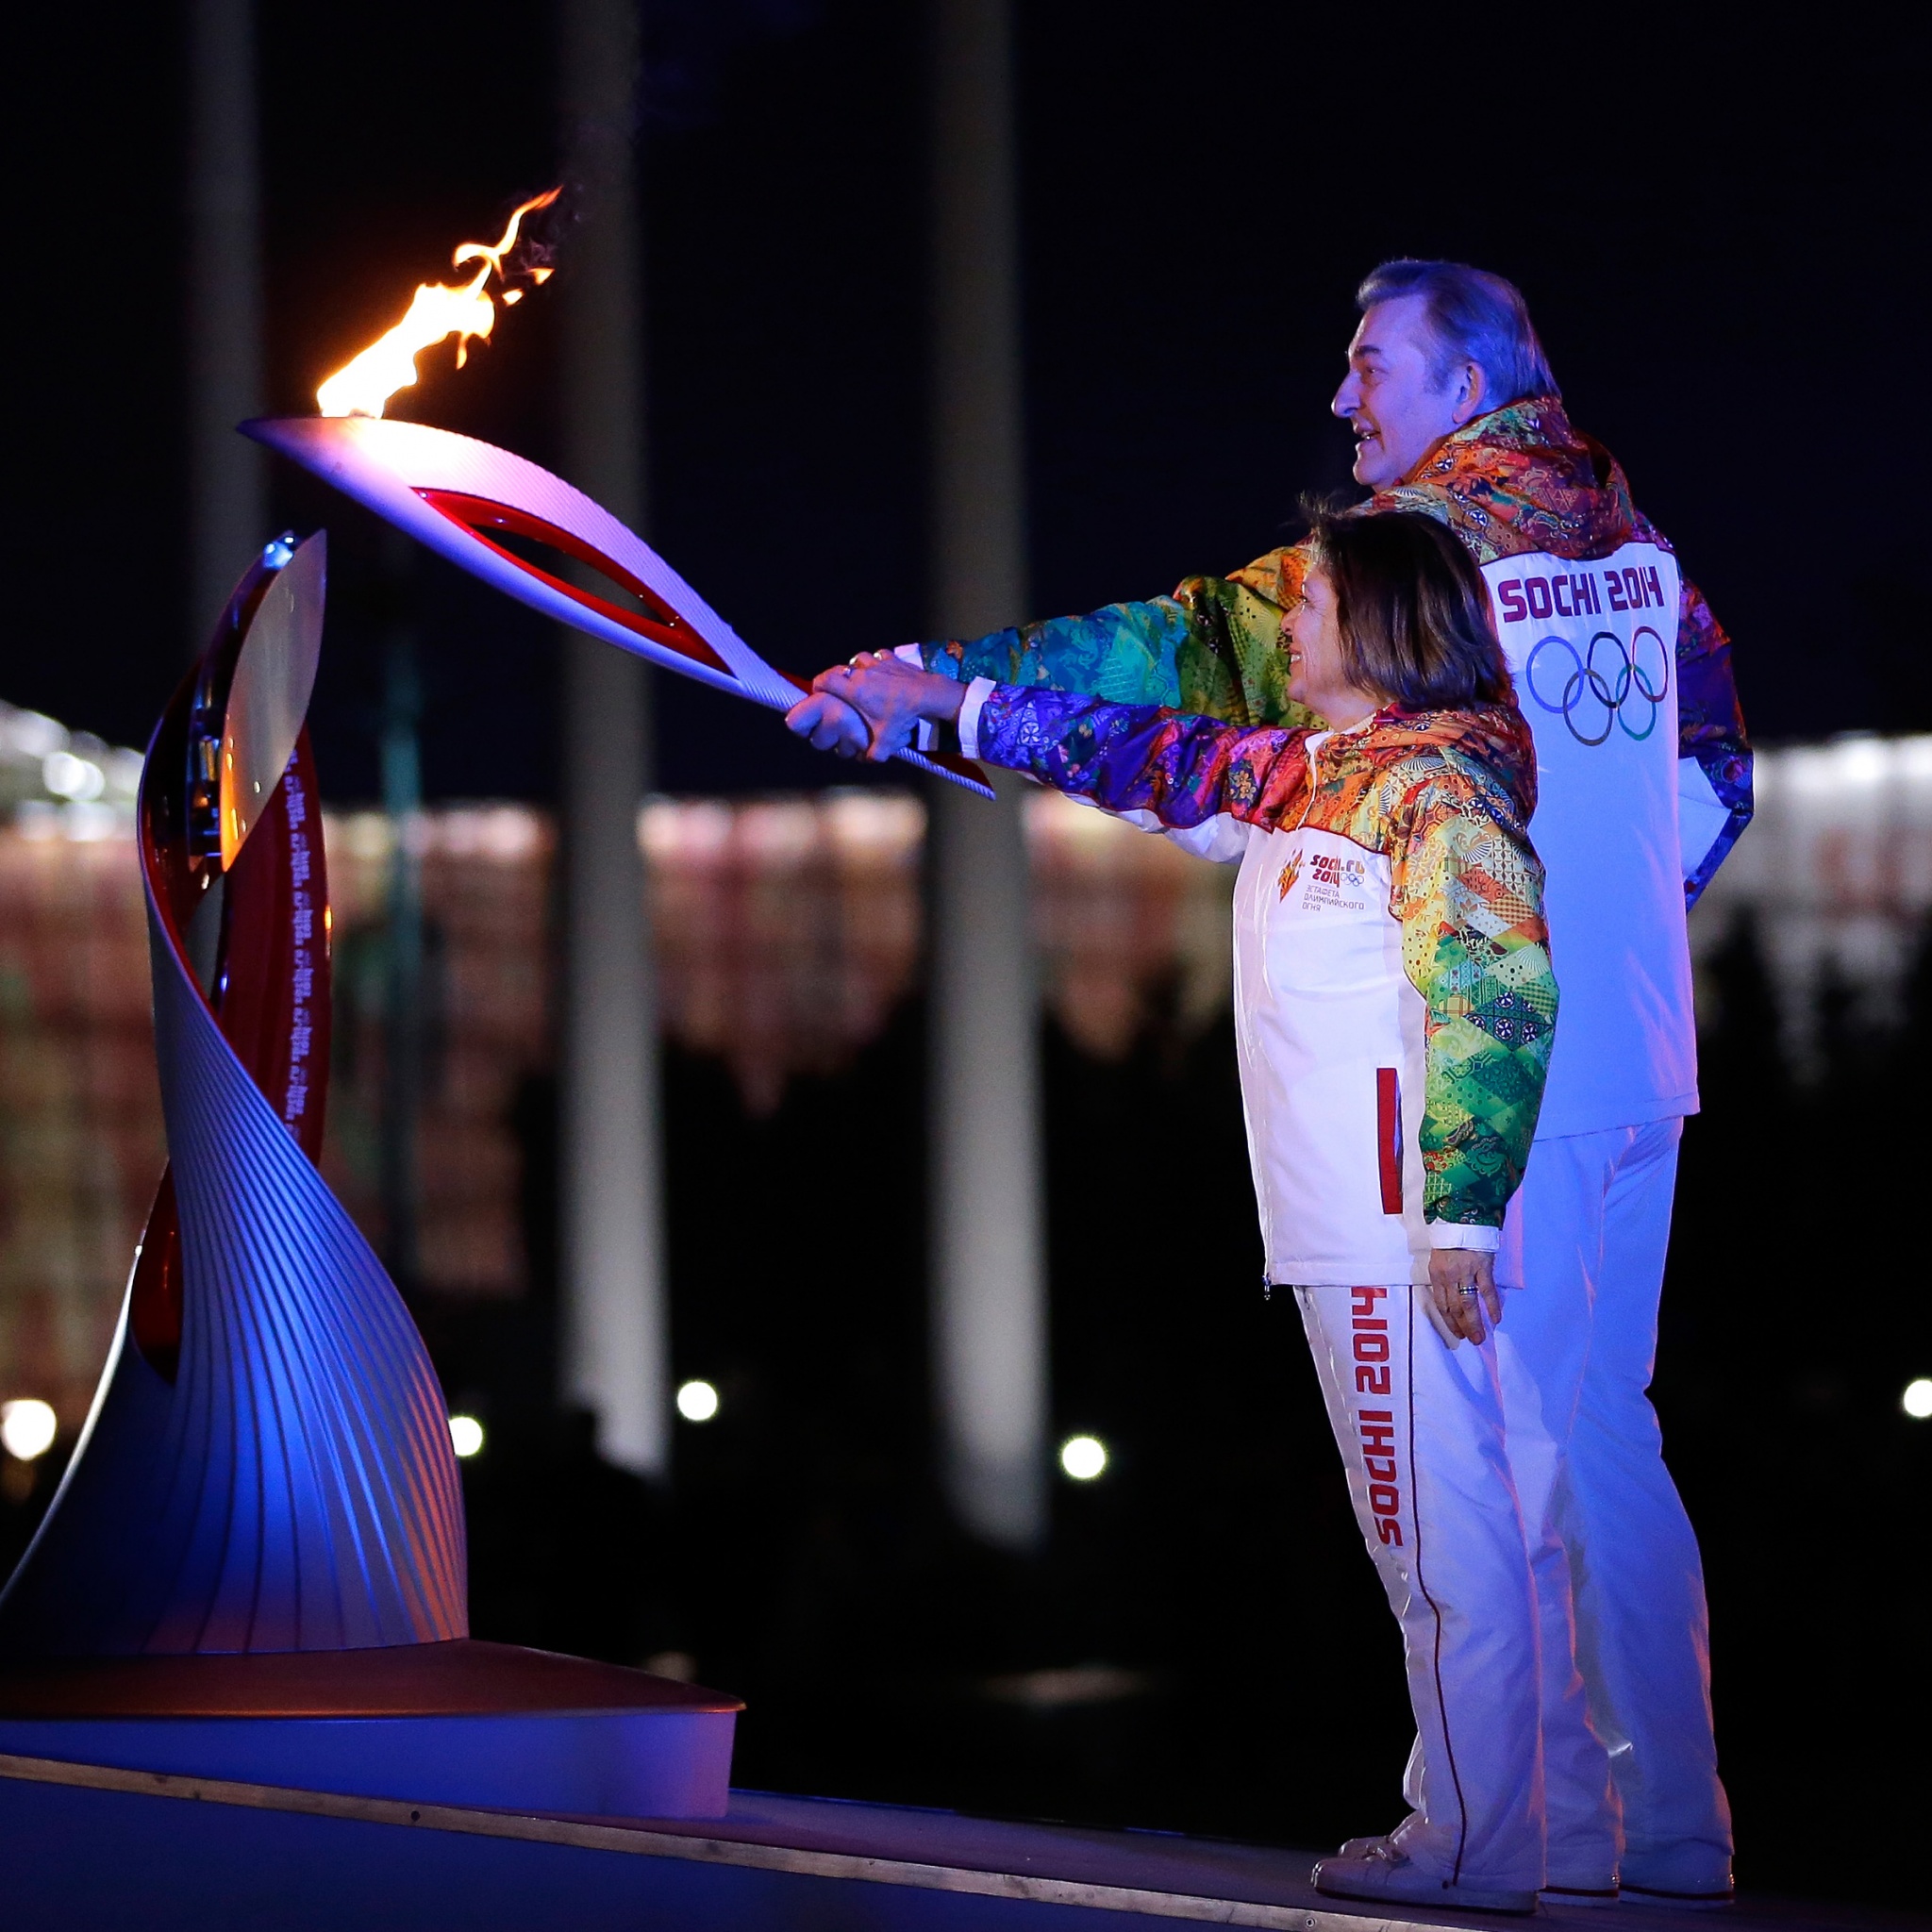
left=790, top=509, right=1560, bottom=1916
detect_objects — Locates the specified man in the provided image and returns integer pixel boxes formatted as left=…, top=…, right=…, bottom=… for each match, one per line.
left=800, top=261, right=1749, bottom=1913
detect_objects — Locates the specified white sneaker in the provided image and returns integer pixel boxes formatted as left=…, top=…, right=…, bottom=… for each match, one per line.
left=1622, top=1845, right=1735, bottom=1910
left=1312, top=1843, right=1538, bottom=1916
left=1336, top=1832, right=1390, bottom=1859
left=1340, top=1828, right=1622, bottom=1908
left=1621, top=1879, right=1735, bottom=1911
left=1540, top=1879, right=1621, bottom=1907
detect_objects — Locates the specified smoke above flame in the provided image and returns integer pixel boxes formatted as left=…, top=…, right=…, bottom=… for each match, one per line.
left=316, top=188, right=560, bottom=420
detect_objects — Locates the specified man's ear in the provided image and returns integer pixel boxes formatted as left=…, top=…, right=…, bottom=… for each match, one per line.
left=1450, top=360, right=1489, bottom=425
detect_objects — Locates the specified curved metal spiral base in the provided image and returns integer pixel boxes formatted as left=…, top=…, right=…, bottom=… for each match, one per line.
left=0, top=534, right=466, bottom=1657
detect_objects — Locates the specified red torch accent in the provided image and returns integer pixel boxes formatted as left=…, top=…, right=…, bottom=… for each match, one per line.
left=416, top=490, right=735, bottom=677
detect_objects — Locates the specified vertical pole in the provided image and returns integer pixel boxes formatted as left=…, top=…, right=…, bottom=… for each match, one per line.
left=185, top=0, right=267, bottom=643
left=380, top=610, right=425, bottom=1292
left=557, top=0, right=668, bottom=1479
left=928, top=0, right=1047, bottom=1548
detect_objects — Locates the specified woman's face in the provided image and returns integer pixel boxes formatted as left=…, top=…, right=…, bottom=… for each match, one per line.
left=1285, top=566, right=1382, bottom=726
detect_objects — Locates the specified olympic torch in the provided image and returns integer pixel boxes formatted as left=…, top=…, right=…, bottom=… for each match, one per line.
left=246, top=193, right=992, bottom=796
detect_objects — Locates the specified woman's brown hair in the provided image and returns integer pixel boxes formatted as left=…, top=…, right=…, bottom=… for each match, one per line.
left=1306, top=506, right=1514, bottom=712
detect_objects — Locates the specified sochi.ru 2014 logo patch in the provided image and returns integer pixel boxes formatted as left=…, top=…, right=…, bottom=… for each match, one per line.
left=1277, top=851, right=1303, bottom=899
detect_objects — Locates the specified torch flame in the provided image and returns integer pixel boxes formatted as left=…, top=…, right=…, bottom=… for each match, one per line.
left=316, top=188, right=560, bottom=420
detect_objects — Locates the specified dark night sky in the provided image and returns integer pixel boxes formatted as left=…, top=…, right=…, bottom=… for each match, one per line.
left=7, top=2, right=1926, bottom=798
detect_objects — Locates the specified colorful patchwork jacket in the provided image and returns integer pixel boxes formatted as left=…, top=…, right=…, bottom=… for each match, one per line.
left=917, top=398, right=1751, bottom=904
left=969, top=688, right=1556, bottom=1233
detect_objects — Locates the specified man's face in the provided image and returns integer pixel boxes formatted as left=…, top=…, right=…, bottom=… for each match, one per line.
left=1331, top=295, right=1477, bottom=490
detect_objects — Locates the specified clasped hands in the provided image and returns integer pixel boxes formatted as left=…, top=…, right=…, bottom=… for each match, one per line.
left=785, top=654, right=966, bottom=762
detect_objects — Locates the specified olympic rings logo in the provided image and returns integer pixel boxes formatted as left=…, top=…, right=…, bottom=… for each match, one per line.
left=1524, top=627, right=1670, bottom=745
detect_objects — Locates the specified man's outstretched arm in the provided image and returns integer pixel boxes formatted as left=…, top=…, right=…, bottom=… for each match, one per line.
left=910, top=570, right=1312, bottom=727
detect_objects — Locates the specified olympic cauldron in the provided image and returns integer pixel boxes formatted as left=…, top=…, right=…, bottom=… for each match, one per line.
left=0, top=525, right=738, bottom=1820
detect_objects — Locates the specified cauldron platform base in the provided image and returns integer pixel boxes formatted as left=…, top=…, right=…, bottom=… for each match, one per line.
left=0, top=1639, right=740, bottom=1821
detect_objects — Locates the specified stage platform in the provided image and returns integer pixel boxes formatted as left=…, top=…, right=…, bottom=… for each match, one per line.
left=0, top=1641, right=741, bottom=1820
left=0, top=1749, right=1920, bottom=1931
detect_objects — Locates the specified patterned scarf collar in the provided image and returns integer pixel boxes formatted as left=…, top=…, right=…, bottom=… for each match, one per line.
left=1327, top=700, right=1540, bottom=823
left=1374, top=396, right=1641, bottom=564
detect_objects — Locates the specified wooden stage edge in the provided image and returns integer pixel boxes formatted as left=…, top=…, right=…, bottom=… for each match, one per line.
left=7, top=1747, right=1918, bottom=1932
left=0, top=1747, right=1444, bottom=1932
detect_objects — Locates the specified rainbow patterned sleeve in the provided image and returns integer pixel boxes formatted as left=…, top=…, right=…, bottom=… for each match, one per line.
left=919, top=575, right=1306, bottom=725
left=969, top=686, right=1316, bottom=829
left=1675, top=575, right=1753, bottom=906
left=1388, top=770, right=1558, bottom=1229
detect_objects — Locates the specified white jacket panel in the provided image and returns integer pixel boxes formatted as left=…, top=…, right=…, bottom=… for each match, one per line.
left=1232, top=817, right=1453, bottom=1289
left=1483, top=541, right=1694, bottom=1137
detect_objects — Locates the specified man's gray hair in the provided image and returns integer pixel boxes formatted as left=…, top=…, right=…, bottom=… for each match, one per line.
left=1357, top=259, right=1559, bottom=406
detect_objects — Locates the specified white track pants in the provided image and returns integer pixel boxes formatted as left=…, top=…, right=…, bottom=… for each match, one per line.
left=1496, top=1119, right=1733, bottom=1894
left=1296, top=1283, right=1545, bottom=1892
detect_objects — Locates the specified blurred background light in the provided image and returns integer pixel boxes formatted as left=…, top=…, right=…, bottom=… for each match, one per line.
left=42, top=751, right=105, bottom=802
left=0, top=1398, right=58, bottom=1461
left=1903, top=1378, right=1932, bottom=1420
left=983, top=1664, right=1151, bottom=1709
left=1059, top=1434, right=1107, bottom=1481
left=676, top=1379, right=720, bottom=1423
left=448, top=1413, right=485, bottom=1457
